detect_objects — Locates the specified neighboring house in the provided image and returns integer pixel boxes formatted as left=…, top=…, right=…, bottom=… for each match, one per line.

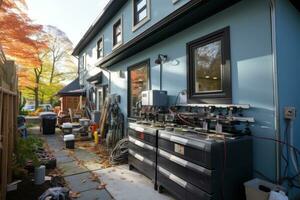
left=73, top=0, right=300, bottom=198
left=57, top=77, right=86, bottom=112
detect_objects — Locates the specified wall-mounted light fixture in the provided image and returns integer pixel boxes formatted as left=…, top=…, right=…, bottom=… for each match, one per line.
left=154, top=54, right=168, bottom=65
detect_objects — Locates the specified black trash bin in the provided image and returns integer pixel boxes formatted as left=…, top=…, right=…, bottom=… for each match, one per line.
left=39, top=112, right=57, bottom=135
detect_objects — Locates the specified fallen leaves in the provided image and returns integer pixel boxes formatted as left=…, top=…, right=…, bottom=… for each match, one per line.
left=89, top=172, right=99, bottom=182
left=97, top=183, right=107, bottom=190
left=69, top=191, right=81, bottom=198
left=48, top=168, right=63, bottom=177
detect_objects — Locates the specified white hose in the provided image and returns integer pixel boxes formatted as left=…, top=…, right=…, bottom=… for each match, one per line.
left=289, top=120, right=300, bottom=174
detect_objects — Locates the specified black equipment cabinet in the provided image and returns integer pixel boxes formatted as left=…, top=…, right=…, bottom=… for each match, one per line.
left=128, top=122, right=158, bottom=189
left=157, top=130, right=253, bottom=200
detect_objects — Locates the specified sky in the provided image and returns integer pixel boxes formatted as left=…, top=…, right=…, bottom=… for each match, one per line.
left=26, top=0, right=110, bottom=47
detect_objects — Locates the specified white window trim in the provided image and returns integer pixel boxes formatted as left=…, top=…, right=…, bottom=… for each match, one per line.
left=132, top=0, right=151, bottom=32
left=97, top=35, right=104, bottom=60
left=112, top=16, right=123, bottom=51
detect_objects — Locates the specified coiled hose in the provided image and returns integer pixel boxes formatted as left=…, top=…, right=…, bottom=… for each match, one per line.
left=109, top=138, right=129, bottom=165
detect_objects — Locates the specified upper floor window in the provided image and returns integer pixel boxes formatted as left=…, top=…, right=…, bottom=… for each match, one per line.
left=187, top=27, right=231, bottom=104
left=133, top=0, right=150, bottom=31
left=97, top=37, right=104, bottom=59
left=113, top=19, right=122, bottom=47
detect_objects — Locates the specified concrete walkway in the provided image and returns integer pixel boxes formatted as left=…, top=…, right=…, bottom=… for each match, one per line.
left=29, top=126, right=173, bottom=200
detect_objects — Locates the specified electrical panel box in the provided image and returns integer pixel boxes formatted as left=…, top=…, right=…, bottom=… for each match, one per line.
left=142, top=90, right=168, bottom=106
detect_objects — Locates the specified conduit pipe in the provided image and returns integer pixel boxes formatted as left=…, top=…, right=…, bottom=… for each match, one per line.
left=270, top=0, right=281, bottom=183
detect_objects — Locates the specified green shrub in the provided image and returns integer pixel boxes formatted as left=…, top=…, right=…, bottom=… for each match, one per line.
left=19, top=110, right=29, bottom=116
left=15, top=136, right=43, bottom=168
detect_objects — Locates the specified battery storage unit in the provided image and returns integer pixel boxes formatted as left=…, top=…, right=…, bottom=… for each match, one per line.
left=157, top=130, right=253, bottom=200
left=128, top=122, right=158, bottom=189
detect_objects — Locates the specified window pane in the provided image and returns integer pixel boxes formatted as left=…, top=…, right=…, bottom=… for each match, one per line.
left=113, top=20, right=121, bottom=45
left=194, top=40, right=222, bottom=93
left=137, top=0, right=146, bottom=11
left=98, top=39, right=102, bottom=50
left=99, top=49, right=103, bottom=57
left=138, top=9, right=147, bottom=22
left=116, top=34, right=122, bottom=44
left=116, top=25, right=121, bottom=34
left=130, top=64, right=148, bottom=117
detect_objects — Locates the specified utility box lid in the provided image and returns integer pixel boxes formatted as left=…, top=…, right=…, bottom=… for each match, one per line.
left=63, top=134, right=75, bottom=141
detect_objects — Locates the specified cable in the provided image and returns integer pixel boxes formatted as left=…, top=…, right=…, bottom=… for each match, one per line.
left=289, top=120, right=300, bottom=174
left=252, top=135, right=300, bottom=189
left=252, top=135, right=300, bottom=156
left=168, top=108, right=197, bottom=126
left=109, top=138, right=129, bottom=165
left=283, top=122, right=290, bottom=178
left=221, top=134, right=226, bottom=200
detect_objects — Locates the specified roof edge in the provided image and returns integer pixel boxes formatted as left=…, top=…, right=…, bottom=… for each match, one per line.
left=72, top=0, right=128, bottom=56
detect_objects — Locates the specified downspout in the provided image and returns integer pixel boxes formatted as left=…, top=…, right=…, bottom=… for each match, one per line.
left=75, top=56, right=79, bottom=76
left=100, top=67, right=111, bottom=94
left=270, top=0, right=281, bottom=183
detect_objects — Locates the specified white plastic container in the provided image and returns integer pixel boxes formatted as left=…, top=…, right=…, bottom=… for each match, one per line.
left=62, top=122, right=72, bottom=129
left=63, top=134, right=75, bottom=149
left=34, top=165, right=46, bottom=185
left=244, top=178, right=285, bottom=200
left=79, top=119, right=90, bottom=127
left=62, top=122, right=73, bottom=135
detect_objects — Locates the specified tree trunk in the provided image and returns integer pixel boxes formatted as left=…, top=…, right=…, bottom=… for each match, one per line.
left=41, top=93, right=44, bottom=104
left=49, top=60, right=56, bottom=105
left=34, top=86, right=39, bottom=109
left=34, top=67, right=42, bottom=110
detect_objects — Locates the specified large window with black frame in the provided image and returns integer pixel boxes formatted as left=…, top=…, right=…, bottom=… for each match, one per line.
left=113, top=19, right=122, bottom=47
left=133, top=0, right=149, bottom=27
left=97, top=37, right=104, bottom=59
left=128, top=60, right=150, bottom=117
left=187, top=27, right=232, bottom=104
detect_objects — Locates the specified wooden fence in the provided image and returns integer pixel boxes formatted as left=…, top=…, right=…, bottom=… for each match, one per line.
left=0, top=87, right=17, bottom=200
left=0, top=47, right=18, bottom=200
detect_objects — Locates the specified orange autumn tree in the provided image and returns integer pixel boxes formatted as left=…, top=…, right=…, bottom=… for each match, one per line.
left=0, top=0, right=47, bottom=67
left=0, top=0, right=48, bottom=108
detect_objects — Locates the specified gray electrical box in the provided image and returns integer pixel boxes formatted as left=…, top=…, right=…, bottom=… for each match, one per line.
left=141, top=90, right=168, bottom=106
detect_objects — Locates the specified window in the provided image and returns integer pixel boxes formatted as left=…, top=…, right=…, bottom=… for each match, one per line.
left=187, top=27, right=231, bottom=103
left=113, top=19, right=122, bottom=47
left=97, top=37, right=104, bottom=59
left=128, top=60, right=150, bottom=117
left=133, top=0, right=150, bottom=30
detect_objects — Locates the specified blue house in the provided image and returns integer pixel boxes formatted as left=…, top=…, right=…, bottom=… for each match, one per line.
left=73, top=0, right=300, bottom=199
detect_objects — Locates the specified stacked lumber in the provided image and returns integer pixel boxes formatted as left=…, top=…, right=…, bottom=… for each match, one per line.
left=98, top=97, right=111, bottom=139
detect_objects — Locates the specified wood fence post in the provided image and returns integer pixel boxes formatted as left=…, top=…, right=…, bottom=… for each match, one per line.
left=1, top=93, right=9, bottom=200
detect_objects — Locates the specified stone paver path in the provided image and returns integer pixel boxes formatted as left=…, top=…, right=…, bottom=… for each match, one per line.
left=41, top=129, right=113, bottom=200
left=29, top=126, right=173, bottom=200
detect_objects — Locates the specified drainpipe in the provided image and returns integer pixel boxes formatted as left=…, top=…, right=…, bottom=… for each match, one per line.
left=270, top=0, right=280, bottom=183
left=100, top=67, right=111, bottom=94
left=74, top=56, right=79, bottom=76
